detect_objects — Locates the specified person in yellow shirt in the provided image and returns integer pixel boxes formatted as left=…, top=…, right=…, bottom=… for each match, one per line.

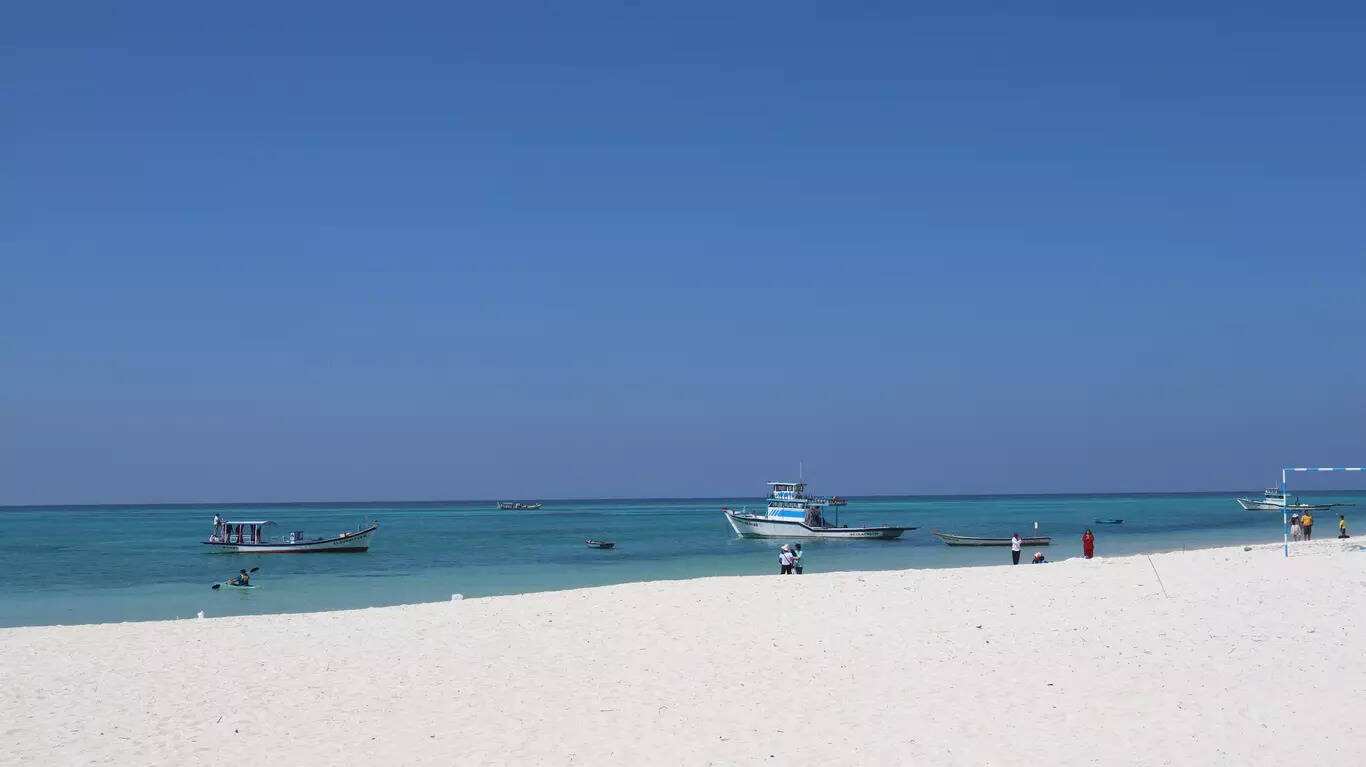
left=1340, top=514, right=1349, bottom=539
left=1300, top=512, right=1314, bottom=540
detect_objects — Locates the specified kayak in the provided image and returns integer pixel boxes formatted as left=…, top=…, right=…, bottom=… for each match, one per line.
left=210, top=567, right=262, bottom=591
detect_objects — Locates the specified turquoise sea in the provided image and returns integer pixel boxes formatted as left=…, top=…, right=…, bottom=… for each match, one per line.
left=1, top=492, right=1359, bottom=628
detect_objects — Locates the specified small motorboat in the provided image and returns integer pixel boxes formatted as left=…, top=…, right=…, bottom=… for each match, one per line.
left=931, top=530, right=1051, bottom=547
left=1094, top=518, right=1124, bottom=524
left=586, top=540, right=615, bottom=549
left=497, top=502, right=543, bottom=510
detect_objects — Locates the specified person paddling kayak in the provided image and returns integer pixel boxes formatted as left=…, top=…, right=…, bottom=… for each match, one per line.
left=210, top=566, right=258, bottom=590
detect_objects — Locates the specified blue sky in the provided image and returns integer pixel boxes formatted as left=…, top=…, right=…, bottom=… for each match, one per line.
left=3, top=2, right=1364, bottom=504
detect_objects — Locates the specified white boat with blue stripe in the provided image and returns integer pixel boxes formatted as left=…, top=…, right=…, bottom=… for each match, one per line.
left=723, top=482, right=914, bottom=539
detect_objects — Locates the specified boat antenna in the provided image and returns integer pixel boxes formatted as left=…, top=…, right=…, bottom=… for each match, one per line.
left=799, top=460, right=804, bottom=483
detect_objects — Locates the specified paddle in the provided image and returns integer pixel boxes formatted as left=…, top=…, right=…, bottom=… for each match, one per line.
left=210, top=567, right=259, bottom=590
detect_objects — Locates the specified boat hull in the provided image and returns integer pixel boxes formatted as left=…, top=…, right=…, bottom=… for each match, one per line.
left=724, top=510, right=912, bottom=539
left=1237, top=499, right=1333, bottom=512
left=932, top=531, right=1051, bottom=547
left=203, top=525, right=378, bottom=553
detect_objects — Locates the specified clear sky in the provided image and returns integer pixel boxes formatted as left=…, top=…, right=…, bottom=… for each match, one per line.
left=3, top=2, right=1364, bottom=504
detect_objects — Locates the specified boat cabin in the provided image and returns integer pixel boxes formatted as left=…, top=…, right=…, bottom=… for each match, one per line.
left=764, top=481, right=834, bottom=527
left=210, top=518, right=276, bottom=545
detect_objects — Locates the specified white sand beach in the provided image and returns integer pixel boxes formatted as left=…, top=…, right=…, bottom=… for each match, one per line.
left=2, top=538, right=1363, bottom=766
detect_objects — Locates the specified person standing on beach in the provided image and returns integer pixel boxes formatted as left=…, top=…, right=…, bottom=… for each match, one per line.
left=1291, top=514, right=1302, bottom=541
left=778, top=544, right=795, bottom=575
left=1301, top=512, right=1314, bottom=540
left=1011, top=533, right=1022, bottom=565
left=1082, top=529, right=1095, bottom=559
left=793, top=543, right=804, bottom=574
left=1340, top=514, right=1349, bottom=538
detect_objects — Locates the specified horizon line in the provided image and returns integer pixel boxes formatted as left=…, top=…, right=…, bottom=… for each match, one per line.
left=5, top=487, right=1365, bottom=511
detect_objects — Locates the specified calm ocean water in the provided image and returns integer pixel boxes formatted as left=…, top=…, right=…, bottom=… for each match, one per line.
left=1, top=492, right=1358, bottom=628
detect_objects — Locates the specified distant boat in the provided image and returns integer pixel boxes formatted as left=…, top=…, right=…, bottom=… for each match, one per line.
left=723, top=481, right=914, bottom=540
left=203, top=518, right=377, bottom=553
left=497, top=502, right=542, bottom=510
left=586, top=540, right=615, bottom=549
left=931, top=530, right=1051, bottom=547
left=1094, top=518, right=1124, bottom=524
left=1235, top=489, right=1348, bottom=512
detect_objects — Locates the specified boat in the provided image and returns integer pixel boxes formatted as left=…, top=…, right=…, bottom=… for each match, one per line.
left=203, top=517, right=378, bottom=553
left=931, top=530, right=1051, bottom=547
left=1094, top=518, right=1124, bottom=524
left=497, top=502, right=542, bottom=510
left=1235, top=489, right=1348, bottom=512
left=723, top=481, right=915, bottom=539
left=586, top=540, right=615, bottom=549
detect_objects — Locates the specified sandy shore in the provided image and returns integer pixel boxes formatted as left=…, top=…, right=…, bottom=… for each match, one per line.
left=3, top=538, right=1363, bottom=766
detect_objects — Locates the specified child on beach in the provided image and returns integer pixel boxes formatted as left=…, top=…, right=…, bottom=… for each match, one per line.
left=793, top=543, right=804, bottom=574
left=1032, top=551, right=1046, bottom=564
left=1291, top=515, right=1302, bottom=541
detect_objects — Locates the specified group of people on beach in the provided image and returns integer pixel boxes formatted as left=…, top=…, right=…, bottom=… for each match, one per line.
left=777, top=543, right=803, bottom=574
left=1009, top=529, right=1096, bottom=565
left=1293, top=513, right=1349, bottom=541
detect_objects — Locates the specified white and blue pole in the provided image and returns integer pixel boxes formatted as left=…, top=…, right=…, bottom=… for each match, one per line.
left=1282, top=468, right=1288, bottom=558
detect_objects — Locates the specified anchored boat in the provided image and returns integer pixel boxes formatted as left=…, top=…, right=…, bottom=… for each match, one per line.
left=203, top=517, right=378, bottom=553
left=932, top=530, right=1051, bottom=547
left=723, top=481, right=915, bottom=539
left=497, top=502, right=543, bottom=510
left=1234, top=489, right=1348, bottom=512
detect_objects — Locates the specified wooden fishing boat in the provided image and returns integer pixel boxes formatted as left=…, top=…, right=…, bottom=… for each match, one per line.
left=203, top=517, right=378, bottom=553
left=586, top=540, right=615, bottom=549
left=931, top=530, right=1051, bottom=547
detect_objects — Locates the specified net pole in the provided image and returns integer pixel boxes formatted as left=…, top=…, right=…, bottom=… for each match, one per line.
left=1282, top=468, right=1288, bottom=558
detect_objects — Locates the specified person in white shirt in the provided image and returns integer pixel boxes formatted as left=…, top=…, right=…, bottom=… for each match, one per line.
left=778, top=544, right=795, bottom=574
left=1011, top=533, right=1022, bottom=565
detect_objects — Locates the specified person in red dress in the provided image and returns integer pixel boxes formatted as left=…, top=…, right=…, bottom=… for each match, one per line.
left=1082, top=529, right=1095, bottom=559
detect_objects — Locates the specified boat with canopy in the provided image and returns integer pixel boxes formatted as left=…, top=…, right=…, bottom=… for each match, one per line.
left=203, top=516, right=378, bottom=553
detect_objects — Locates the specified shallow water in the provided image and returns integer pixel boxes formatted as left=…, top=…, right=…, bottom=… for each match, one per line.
left=1, top=492, right=1357, bottom=627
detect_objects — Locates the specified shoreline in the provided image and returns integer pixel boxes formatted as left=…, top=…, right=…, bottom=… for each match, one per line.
left=3, top=538, right=1362, bottom=765
left=1, top=530, right=1345, bottom=631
